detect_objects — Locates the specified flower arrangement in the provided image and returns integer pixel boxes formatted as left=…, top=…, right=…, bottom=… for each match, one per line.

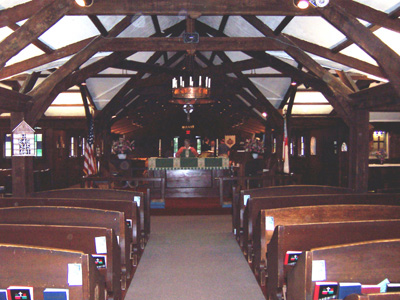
left=375, top=148, right=387, bottom=163
left=245, top=138, right=264, bottom=154
left=112, top=137, right=134, bottom=154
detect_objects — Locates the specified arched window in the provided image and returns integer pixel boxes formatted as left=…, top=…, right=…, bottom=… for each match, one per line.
left=310, top=136, right=317, bottom=156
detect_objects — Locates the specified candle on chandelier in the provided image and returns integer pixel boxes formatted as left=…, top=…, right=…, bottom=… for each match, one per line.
left=199, top=75, right=202, bottom=87
left=189, top=76, right=193, bottom=87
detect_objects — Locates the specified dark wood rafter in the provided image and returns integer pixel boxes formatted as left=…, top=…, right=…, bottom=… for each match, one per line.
left=26, top=15, right=137, bottom=125
left=284, top=35, right=384, bottom=78
left=19, top=72, right=40, bottom=94
left=151, top=15, right=168, bottom=62
left=0, top=0, right=54, bottom=28
left=331, top=6, right=400, bottom=53
left=274, top=16, right=294, bottom=35
left=336, top=70, right=359, bottom=92
left=97, top=22, right=187, bottom=123
left=0, top=86, right=32, bottom=112
left=210, top=15, right=230, bottom=63
left=214, top=50, right=282, bottom=124
left=319, top=3, right=400, bottom=99
left=67, top=0, right=318, bottom=16
left=350, top=83, right=400, bottom=111
left=82, top=84, right=97, bottom=110
left=7, top=23, right=54, bottom=54
left=334, top=0, right=400, bottom=34
left=0, top=0, right=74, bottom=70
left=0, top=38, right=94, bottom=80
left=88, top=15, right=108, bottom=37
left=242, top=15, right=355, bottom=125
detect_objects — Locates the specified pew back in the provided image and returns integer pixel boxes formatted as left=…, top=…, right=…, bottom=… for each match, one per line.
left=0, top=244, right=105, bottom=300
left=267, top=220, right=400, bottom=300
left=243, top=193, right=400, bottom=259
left=32, top=188, right=150, bottom=242
left=0, top=206, right=131, bottom=278
left=236, top=185, right=353, bottom=243
left=255, top=204, right=400, bottom=282
left=2, top=197, right=138, bottom=257
left=287, top=239, right=400, bottom=300
left=345, top=293, right=400, bottom=300
left=0, top=224, right=121, bottom=299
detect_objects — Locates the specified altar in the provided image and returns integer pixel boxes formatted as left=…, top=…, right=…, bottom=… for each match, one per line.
left=147, top=157, right=231, bottom=199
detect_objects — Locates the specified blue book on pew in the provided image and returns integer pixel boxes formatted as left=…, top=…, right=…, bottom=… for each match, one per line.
left=43, top=288, right=69, bottom=300
left=337, top=282, right=361, bottom=299
left=0, top=290, right=7, bottom=300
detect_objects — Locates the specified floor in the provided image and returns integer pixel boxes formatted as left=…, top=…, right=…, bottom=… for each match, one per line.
left=125, top=215, right=265, bottom=300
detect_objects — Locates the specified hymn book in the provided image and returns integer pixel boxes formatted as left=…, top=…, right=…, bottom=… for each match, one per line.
left=337, top=282, right=361, bottom=299
left=0, top=289, right=7, bottom=300
left=7, top=286, right=33, bottom=300
left=313, top=282, right=338, bottom=300
left=387, top=283, right=400, bottom=292
left=43, top=289, right=69, bottom=300
left=284, top=251, right=302, bottom=266
left=361, top=285, right=381, bottom=294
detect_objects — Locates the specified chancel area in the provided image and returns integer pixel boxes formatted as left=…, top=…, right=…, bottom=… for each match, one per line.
left=0, top=0, right=400, bottom=299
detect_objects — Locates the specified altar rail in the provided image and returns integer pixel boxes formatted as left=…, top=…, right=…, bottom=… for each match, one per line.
left=81, top=176, right=165, bottom=201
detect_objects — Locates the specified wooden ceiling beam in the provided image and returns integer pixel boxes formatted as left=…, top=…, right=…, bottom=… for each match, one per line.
left=0, top=86, right=32, bottom=112
left=0, top=0, right=54, bottom=28
left=210, top=15, right=230, bottom=63
left=67, top=0, right=317, bottom=16
left=99, top=37, right=284, bottom=51
left=320, top=3, right=400, bottom=99
left=274, top=16, right=294, bottom=35
left=26, top=15, right=136, bottom=125
left=0, top=37, right=94, bottom=80
left=0, top=0, right=73, bottom=70
left=8, top=23, right=54, bottom=54
left=350, top=83, right=400, bottom=110
left=242, top=15, right=355, bottom=125
left=284, top=34, right=384, bottom=78
left=88, top=15, right=108, bottom=37
left=334, top=0, right=400, bottom=34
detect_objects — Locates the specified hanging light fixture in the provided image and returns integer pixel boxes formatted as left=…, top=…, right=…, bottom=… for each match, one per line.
left=75, top=0, right=94, bottom=7
left=170, top=75, right=213, bottom=105
left=294, top=0, right=310, bottom=9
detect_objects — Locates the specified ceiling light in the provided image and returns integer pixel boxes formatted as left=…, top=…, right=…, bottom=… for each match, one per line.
left=75, top=0, right=93, bottom=7
left=309, top=0, right=329, bottom=7
left=262, top=112, right=268, bottom=118
left=294, top=0, right=309, bottom=9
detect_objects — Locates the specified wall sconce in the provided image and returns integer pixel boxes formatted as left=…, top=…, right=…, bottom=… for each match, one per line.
left=75, top=0, right=94, bottom=7
left=294, top=0, right=310, bottom=9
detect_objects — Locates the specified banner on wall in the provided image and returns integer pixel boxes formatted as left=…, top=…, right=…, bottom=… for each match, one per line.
left=225, top=135, right=236, bottom=148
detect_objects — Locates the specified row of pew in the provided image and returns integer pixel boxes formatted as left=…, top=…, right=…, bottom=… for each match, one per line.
left=232, top=185, right=400, bottom=300
left=0, top=188, right=151, bottom=300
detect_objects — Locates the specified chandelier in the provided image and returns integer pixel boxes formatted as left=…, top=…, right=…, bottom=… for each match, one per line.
left=170, top=75, right=213, bottom=105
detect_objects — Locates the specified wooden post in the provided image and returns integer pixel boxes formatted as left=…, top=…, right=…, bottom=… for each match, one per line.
left=348, top=109, right=369, bottom=192
left=10, top=112, right=34, bottom=197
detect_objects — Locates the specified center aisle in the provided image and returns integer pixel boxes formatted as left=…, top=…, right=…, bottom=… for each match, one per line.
left=125, top=215, right=265, bottom=300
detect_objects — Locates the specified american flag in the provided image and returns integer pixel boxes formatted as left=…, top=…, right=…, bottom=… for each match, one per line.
left=83, top=116, right=97, bottom=176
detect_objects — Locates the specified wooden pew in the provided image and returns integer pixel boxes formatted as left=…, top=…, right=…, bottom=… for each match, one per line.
left=0, top=244, right=106, bottom=300
left=235, top=185, right=353, bottom=243
left=1, top=197, right=140, bottom=266
left=287, top=239, right=400, bottom=300
left=254, top=205, right=400, bottom=286
left=267, top=220, right=400, bottom=300
left=0, top=224, right=121, bottom=299
left=256, top=205, right=400, bottom=282
left=0, top=206, right=131, bottom=288
left=345, top=293, right=400, bottom=300
left=32, top=188, right=150, bottom=247
left=243, top=193, right=400, bottom=262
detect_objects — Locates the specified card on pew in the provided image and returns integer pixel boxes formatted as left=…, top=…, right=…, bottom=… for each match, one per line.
left=7, top=286, right=33, bottom=300
left=0, top=289, right=7, bottom=300
left=387, top=283, right=400, bottom=292
left=337, top=282, right=361, bottom=299
left=92, top=254, right=107, bottom=269
left=284, top=251, right=302, bottom=266
left=43, top=288, right=69, bottom=300
left=313, top=282, right=338, bottom=300
left=361, top=285, right=381, bottom=294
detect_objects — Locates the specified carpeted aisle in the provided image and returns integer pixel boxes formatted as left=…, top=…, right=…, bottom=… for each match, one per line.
left=125, top=215, right=265, bottom=300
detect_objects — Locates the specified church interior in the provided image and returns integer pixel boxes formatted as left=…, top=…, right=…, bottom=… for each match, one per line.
left=0, top=0, right=400, bottom=299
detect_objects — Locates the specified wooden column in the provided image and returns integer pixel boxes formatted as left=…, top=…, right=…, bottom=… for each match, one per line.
left=348, top=109, right=369, bottom=192
left=10, top=113, right=34, bottom=197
